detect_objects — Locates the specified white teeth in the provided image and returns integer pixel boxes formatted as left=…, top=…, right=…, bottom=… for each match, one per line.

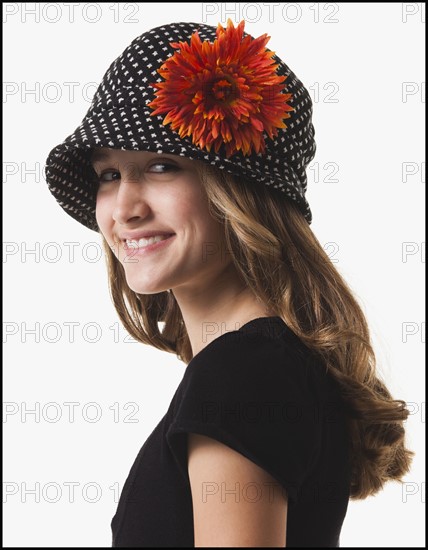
left=126, top=235, right=171, bottom=248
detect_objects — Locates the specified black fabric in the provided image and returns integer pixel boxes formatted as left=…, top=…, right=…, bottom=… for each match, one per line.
left=111, top=316, right=351, bottom=547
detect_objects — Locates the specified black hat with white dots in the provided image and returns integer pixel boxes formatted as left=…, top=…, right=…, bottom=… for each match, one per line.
left=44, top=19, right=316, bottom=232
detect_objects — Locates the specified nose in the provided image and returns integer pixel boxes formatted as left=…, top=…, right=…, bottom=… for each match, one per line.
left=112, top=173, right=150, bottom=226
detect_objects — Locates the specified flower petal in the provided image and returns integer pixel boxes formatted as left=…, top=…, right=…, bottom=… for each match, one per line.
left=148, top=19, right=294, bottom=157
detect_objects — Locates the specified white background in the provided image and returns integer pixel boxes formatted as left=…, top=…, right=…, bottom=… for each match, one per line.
left=3, top=2, right=425, bottom=547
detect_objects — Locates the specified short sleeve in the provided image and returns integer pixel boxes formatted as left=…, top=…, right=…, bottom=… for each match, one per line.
left=166, top=329, right=323, bottom=504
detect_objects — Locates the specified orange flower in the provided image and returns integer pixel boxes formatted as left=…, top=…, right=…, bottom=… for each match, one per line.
left=148, top=19, right=294, bottom=158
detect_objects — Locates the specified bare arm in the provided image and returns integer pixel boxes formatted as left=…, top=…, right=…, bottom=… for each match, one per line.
left=188, top=432, right=288, bottom=547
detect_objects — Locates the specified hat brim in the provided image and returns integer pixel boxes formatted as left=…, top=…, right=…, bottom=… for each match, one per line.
left=45, top=103, right=313, bottom=232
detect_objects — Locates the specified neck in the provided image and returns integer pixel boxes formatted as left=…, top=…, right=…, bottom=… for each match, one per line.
left=171, top=266, right=275, bottom=360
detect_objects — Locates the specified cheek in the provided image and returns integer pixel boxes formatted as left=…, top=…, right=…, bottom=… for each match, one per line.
left=95, top=194, right=114, bottom=239
left=189, top=205, right=225, bottom=247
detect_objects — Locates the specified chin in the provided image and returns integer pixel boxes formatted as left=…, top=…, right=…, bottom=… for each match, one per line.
left=126, top=278, right=169, bottom=296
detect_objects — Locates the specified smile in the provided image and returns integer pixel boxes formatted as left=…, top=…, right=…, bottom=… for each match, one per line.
left=123, top=234, right=176, bottom=258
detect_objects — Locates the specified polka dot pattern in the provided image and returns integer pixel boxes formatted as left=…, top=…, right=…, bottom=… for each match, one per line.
left=44, top=21, right=316, bottom=232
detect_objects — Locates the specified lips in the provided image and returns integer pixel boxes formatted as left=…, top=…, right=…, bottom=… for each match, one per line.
left=123, top=233, right=176, bottom=257
left=124, top=234, right=173, bottom=249
left=120, top=230, right=175, bottom=241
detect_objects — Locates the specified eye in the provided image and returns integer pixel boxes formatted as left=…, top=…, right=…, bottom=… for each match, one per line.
left=97, top=170, right=121, bottom=183
left=147, top=162, right=180, bottom=173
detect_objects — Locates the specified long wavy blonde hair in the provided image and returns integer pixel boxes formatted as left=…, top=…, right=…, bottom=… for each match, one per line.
left=100, top=161, right=414, bottom=500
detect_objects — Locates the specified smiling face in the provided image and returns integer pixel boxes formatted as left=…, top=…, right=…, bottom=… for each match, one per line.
left=93, top=148, right=231, bottom=295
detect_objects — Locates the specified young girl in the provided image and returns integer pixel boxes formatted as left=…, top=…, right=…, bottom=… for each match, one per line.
left=44, top=19, right=414, bottom=547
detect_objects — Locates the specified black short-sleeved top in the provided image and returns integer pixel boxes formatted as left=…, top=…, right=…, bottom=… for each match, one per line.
left=111, top=316, right=351, bottom=547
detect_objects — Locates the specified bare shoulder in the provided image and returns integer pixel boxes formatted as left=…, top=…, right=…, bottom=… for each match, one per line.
left=187, top=432, right=288, bottom=547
